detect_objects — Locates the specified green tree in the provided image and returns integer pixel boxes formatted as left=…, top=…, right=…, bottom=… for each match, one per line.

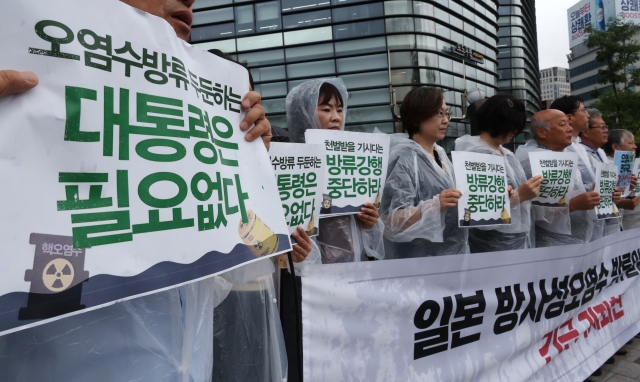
left=584, top=18, right=640, bottom=133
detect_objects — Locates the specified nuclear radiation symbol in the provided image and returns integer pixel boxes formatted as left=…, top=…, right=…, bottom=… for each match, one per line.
left=41, top=258, right=75, bottom=292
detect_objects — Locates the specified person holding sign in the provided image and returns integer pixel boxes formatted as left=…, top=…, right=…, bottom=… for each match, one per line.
left=286, top=78, right=384, bottom=263
left=381, top=87, right=467, bottom=258
left=605, top=129, right=640, bottom=230
left=516, top=110, right=600, bottom=247
left=552, top=96, right=609, bottom=243
left=455, top=95, right=541, bottom=252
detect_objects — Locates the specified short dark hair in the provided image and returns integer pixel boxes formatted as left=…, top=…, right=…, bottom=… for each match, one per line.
left=318, top=82, right=343, bottom=107
left=475, top=94, right=526, bottom=138
left=550, top=95, right=583, bottom=115
left=400, top=87, right=444, bottom=138
left=209, top=48, right=255, bottom=90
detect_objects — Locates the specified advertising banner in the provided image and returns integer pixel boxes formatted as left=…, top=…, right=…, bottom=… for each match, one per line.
left=613, top=150, right=635, bottom=197
left=302, top=229, right=640, bottom=382
left=528, top=151, right=579, bottom=207
left=451, top=151, right=510, bottom=227
left=594, top=163, right=621, bottom=219
left=568, top=0, right=596, bottom=48
left=0, top=0, right=291, bottom=336
left=304, top=130, right=390, bottom=217
left=269, top=142, right=324, bottom=242
left=605, top=0, right=640, bottom=24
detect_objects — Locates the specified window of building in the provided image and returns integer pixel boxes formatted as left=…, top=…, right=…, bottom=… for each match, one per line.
left=256, top=1, right=281, bottom=32
left=283, top=9, right=331, bottom=29
left=284, top=25, right=333, bottom=44
left=334, top=36, right=387, bottom=56
left=333, top=19, right=385, bottom=39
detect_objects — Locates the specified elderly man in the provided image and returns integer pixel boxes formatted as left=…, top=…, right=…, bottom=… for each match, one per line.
left=605, top=129, right=640, bottom=230
left=580, top=109, right=627, bottom=236
left=0, top=1, right=290, bottom=382
left=516, top=109, right=600, bottom=247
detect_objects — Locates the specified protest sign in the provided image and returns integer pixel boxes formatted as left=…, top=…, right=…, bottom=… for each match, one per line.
left=451, top=151, right=510, bottom=227
left=269, top=143, right=324, bottom=243
left=594, top=163, right=620, bottom=219
left=613, top=150, right=635, bottom=197
left=304, top=130, right=390, bottom=217
left=302, top=229, right=640, bottom=382
left=528, top=151, right=579, bottom=207
left=630, top=158, right=640, bottom=198
left=0, top=0, right=291, bottom=335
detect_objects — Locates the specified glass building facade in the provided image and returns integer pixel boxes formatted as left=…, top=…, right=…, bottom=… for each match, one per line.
left=496, top=0, right=540, bottom=136
left=191, top=0, right=517, bottom=151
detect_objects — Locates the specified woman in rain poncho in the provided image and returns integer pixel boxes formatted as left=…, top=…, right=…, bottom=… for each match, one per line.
left=454, top=95, right=542, bottom=253
left=286, top=78, right=385, bottom=263
left=380, top=87, right=466, bottom=258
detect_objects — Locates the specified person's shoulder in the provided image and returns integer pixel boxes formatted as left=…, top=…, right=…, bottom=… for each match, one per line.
left=270, top=125, right=290, bottom=142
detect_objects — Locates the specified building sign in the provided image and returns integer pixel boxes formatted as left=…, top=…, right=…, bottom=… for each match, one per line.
left=452, top=43, right=485, bottom=64
left=568, top=0, right=596, bottom=48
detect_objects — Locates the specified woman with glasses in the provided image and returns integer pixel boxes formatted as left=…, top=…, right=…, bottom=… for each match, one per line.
left=455, top=94, right=542, bottom=252
left=380, top=87, right=467, bottom=258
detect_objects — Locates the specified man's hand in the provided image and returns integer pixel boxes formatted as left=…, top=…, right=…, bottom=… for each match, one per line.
left=569, top=191, right=600, bottom=212
left=439, top=189, right=462, bottom=212
left=619, top=195, right=640, bottom=211
left=518, top=175, right=543, bottom=202
left=629, top=175, right=638, bottom=195
left=0, top=70, right=38, bottom=97
left=613, top=188, right=622, bottom=205
left=241, top=91, right=272, bottom=150
left=290, top=226, right=312, bottom=263
left=358, top=202, right=379, bottom=229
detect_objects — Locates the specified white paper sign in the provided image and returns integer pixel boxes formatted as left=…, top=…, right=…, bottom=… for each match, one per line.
left=451, top=151, right=510, bottom=227
left=630, top=158, right=640, bottom=198
left=304, top=130, right=390, bottom=217
left=269, top=143, right=324, bottom=242
left=0, top=0, right=291, bottom=336
left=594, top=162, right=621, bottom=219
left=528, top=151, right=579, bottom=207
left=613, top=150, right=635, bottom=197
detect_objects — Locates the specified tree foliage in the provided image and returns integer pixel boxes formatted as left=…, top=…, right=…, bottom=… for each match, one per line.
left=584, top=18, right=640, bottom=133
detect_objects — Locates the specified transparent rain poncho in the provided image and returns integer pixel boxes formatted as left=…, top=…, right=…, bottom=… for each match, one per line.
left=286, top=78, right=385, bottom=262
left=565, top=141, right=606, bottom=241
left=381, top=134, right=468, bottom=258
left=455, top=135, right=531, bottom=252
left=516, top=140, right=594, bottom=247
left=0, top=260, right=288, bottom=382
left=0, top=277, right=229, bottom=382
left=623, top=207, right=640, bottom=230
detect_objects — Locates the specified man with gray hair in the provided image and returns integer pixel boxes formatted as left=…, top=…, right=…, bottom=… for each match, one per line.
left=604, top=129, right=640, bottom=230
left=516, top=110, right=600, bottom=247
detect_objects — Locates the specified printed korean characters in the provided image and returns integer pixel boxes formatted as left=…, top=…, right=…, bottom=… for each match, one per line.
left=630, top=158, right=640, bottom=198
left=305, top=130, right=390, bottom=217
left=270, top=143, right=324, bottom=243
left=452, top=151, right=510, bottom=227
left=594, top=163, right=620, bottom=219
left=0, top=0, right=291, bottom=334
left=528, top=152, right=579, bottom=207
left=613, top=150, right=635, bottom=197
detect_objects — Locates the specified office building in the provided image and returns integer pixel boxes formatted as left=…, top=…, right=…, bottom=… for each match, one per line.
left=540, top=67, right=571, bottom=102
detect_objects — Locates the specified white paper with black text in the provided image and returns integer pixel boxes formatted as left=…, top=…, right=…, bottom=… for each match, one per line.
left=594, top=162, right=620, bottom=220
left=304, top=130, right=390, bottom=217
left=269, top=142, right=324, bottom=243
left=528, top=151, right=579, bottom=207
left=451, top=151, right=510, bottom=227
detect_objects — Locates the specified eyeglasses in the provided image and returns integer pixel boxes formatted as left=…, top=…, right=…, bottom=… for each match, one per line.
left=574, top=108, right=588, bottom=114
left=437, top=110, right=451, bottom=120
left=590, top=125, right=609, bottom=131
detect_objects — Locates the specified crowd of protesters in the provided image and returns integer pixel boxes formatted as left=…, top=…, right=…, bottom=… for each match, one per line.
left=1, top=0, right=639, bottom=381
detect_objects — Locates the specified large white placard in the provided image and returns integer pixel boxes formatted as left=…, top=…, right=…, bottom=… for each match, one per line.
left=451, top=151, right=510, bottom=227
left=304, top=130, right=390, bottom=217
left=528, top=151, right=579, bottom=207
left=303, top=230, right=640, bottom=382
left=0, top=0, right=291, bottom=335
left=269, top=142, right=324, bottom=242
